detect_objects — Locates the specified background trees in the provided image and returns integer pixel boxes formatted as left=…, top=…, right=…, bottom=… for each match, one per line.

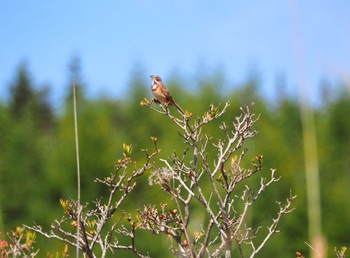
left=0, top=62, right=349, bottom=256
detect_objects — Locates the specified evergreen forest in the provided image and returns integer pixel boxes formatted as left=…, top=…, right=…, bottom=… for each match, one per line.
left=0, top=61, right=349, bottom=257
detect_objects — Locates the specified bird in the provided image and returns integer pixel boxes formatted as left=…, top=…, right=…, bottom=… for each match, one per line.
left=150, top=75, right=184, bottom=114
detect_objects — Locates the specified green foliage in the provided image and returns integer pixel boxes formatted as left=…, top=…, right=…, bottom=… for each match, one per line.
left=0, top=63, right=349, bottom=256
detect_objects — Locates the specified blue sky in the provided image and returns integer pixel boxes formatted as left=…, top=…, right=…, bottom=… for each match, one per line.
left=1, top=1, right=349, bottom=105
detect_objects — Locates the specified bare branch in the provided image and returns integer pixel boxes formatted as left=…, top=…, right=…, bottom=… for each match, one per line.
left=247, top=193, right=297, bottom=257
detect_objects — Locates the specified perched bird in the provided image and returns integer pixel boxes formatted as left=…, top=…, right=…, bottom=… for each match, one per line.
left=150, top=75, right=184, bottom=114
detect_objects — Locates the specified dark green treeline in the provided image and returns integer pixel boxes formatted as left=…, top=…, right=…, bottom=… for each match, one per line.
left=0, top=62, right=349, bottom=257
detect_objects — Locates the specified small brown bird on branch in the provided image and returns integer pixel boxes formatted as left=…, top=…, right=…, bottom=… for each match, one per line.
left=150, top=75, right=184, bottom=114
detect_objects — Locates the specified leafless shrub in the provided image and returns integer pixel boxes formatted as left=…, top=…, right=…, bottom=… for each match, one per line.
left=23, top=100, right=295, bottom=257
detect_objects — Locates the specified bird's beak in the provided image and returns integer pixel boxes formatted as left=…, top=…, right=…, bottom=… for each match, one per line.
left=150, top=75, right=155, bottom=86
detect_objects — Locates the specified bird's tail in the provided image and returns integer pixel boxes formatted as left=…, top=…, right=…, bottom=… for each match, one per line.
left=168, top=94, right=184, bottom=115
left=174, top=101, right=184, bottom=115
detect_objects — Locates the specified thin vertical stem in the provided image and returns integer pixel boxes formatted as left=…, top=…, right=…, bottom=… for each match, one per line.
left=73, top=79, right=81, bottom=257
left=288, top=1, right=324, bottom=257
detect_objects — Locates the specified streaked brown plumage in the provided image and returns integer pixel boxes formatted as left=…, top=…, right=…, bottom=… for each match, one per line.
left=150, top=75, right=184, bottom=114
